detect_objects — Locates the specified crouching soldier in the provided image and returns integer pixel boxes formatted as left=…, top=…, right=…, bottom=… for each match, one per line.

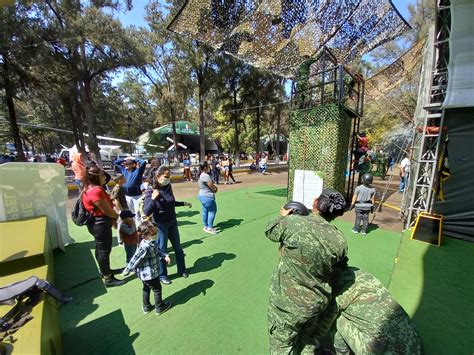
left=318, top=267, right=423, bottom=354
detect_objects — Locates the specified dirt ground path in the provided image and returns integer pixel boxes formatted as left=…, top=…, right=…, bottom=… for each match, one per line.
left=67, top=169, right=404, bottom=232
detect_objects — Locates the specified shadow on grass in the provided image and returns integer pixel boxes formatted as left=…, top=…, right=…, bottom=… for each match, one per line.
left=177, top=220, right=197, bottom=227
left=188, top=252, right=237, bottom=275
left=169, top=279, right=215, bottom=308
left=176, top=210, right=200, bottom=218
left=412, top=238, right=474, bottom=353
left=62, top=309, right=139, bottom=354
left=181, top=238, right=204, bottom=249
left=255, top=188, right=288, bottom=197
left=214, top=219, right=244, bottom=232
left=367, top=223, right=380, bottom=233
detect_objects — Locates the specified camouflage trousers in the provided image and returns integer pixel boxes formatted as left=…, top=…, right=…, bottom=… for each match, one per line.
left=333, top=315, right=423, bottom=354
left=268, top=296, right=328, bottom=354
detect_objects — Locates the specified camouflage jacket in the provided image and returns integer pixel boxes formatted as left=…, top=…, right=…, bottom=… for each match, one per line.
left=266, top=214, right=348, bottom=348
left=266, top=214, right=348, bottom=284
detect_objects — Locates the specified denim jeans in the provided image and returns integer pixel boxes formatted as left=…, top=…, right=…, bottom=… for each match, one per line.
left=124, top=244, right=137, bottom=263
left=399, top=172, right=410, bottom=192
left=212, top=169, right=220, bottom=184
left=86, top=216, right=113, bottom=276
left=156, top=219, right=186, bottom=279
left=198, top=195, right=217, bottom=228
left=353, top=209, right=370, bottom=233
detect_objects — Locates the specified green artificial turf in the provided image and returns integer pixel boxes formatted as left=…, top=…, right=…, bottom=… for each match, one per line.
left=388, top=232, right=474, bottom=354
left=55, top=185, right=473, bottom=354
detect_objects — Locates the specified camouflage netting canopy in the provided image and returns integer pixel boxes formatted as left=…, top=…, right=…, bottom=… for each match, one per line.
left=168, top=0, right=411, bottom=77
left=365, top=38, right=427, bottom=100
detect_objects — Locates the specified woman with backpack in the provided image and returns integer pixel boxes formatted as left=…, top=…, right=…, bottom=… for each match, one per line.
left=82, top=166, right=125, bottom=287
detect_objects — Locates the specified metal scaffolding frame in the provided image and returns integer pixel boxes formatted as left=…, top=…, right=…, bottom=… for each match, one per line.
left=405, top=0, right=451, bottom=228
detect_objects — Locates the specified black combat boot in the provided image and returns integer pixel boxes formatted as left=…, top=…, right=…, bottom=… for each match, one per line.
left=104, top=275, right=126, bottom=287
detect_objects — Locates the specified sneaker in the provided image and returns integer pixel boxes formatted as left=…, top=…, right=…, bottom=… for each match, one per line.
left=156, top=301, right=172, bottom=315
left=352, top=229, right=359, bottom=234
left=160, top=278, right=172, bottom=285
left=203, top=227, right=210, bottom=233
left=206, top=228, right=219, bottom=235
left=104, top=276, right=126, bottom=287
left=182, top=271, right=189, bottom=278
left=143, top=304, right=153, bottom=314
left=361, top=232, right=367, bottom=235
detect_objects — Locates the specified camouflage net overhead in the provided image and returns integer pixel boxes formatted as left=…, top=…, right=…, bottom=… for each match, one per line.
left=365, top=38, right=427, bottom=100
left=168, top=0, right=411, bottom=77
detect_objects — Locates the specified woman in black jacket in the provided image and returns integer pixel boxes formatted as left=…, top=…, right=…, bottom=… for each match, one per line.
left=143, top=166, right=192, bottom=285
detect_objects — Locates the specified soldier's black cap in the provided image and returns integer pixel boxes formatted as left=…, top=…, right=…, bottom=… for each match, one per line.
left=283, top=201, right=310, bottom=216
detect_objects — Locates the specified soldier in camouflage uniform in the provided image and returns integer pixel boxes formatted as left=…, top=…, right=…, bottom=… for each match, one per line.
left=266, top=189, right=348, bottom=354
left=318, top=267, right=423, bottom=354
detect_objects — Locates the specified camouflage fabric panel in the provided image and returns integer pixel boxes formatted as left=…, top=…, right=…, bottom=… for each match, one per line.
left=266, top=214, right=349, bottom=353
left=335, top=270, right=423, bottom=354
left=288, top=104, right=351, bottom=199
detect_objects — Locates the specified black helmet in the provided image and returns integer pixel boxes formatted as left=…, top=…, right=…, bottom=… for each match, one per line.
left=283, top=201, right=309, bottom=216
left=362, top=173, right=373, bottom=184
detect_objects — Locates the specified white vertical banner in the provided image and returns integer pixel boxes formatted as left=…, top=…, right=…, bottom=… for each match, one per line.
left=292, top=170, right=324, bottom=209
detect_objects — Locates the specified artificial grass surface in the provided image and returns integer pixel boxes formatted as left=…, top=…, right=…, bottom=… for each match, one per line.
left=388, top=232, right=474, bottom=354
left=55, top=185, right=472, bottom=354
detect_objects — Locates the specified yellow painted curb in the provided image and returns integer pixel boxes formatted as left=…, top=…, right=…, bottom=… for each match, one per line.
left=375, top=200, right=401, bottom=212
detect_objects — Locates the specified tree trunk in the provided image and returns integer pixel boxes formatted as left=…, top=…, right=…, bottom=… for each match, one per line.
left=79, top=43, right=101, bottom=166
left=73, top=96, right=87, bottom=154
left=170, top=106, right=179, bottom=167
left=80, top=79, right=101, bottom=165
left=255, top=103, right=260, bottom=156
left=233, top=90, right=240, bottom=167
left=275, top=109, right=281, bottom=164
left=198, top=83, right=206, bottom=162
left=2, top=58, right=26, bottom=161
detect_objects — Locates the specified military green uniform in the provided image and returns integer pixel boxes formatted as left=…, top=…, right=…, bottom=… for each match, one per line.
left=375, top=153, right=388, bottom=180
left=319, top=268, right=423, bottom=354
left=266, top=214, right=348, bottom=354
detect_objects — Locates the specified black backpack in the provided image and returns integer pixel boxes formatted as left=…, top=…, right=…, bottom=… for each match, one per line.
left=71, top=191, right=94, bottom=226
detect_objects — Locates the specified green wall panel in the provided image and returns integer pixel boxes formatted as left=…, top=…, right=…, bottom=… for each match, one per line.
left=288, top=104, right=352, bottom=200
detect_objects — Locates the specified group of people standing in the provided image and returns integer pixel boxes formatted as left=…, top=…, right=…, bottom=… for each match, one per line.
left=266, top=191, right=422, bottom=354
left=77, top=155, right=222, bottom=315
left=206, top=154, right=236, bottom=185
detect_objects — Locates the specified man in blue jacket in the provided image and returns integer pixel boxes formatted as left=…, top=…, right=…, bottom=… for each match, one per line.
left=113, top=157, right=147, bottom=224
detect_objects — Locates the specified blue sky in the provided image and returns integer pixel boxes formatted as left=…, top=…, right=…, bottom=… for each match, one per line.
left=112, top=0, right=416, bottom=87
left=116, top=0, right=415, bottom=30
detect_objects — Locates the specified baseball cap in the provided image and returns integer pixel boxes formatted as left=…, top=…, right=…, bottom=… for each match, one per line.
left=120, top=210, right=136, bottom=219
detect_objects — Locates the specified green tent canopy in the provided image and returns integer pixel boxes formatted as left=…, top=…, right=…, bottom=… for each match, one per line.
left=137, top=121, right=218, bottom=153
